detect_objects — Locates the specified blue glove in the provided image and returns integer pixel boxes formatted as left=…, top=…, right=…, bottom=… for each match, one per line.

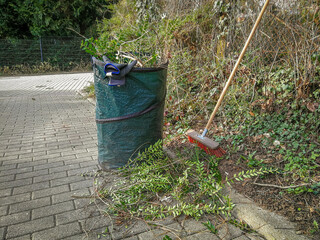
left=103, top=56, right=137, bottom=86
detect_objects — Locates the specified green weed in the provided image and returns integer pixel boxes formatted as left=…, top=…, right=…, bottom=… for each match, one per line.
left=95, top=140, right=279, bottom=223
left=96, top=141, right=234, bottom=220
left=162, top=235, right=172, bottom=240
left=202, top=221, right=218, bottom=234
left=310, top=220, right=320, bottom=235
left=229, top=219, right=256, bottom=234
left=83, top=83, right=95, bottom=98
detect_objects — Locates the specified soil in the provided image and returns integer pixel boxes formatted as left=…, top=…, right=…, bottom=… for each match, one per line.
left=166, top=134, right=320, bottom=240
left=219, top=156, right=320, bottom=240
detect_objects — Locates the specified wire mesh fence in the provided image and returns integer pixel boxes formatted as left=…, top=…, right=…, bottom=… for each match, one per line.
left=0, top=37, right=91, bottom=70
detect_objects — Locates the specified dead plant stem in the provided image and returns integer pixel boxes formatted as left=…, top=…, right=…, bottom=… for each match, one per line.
left=252, top=182, right=311, bottom=189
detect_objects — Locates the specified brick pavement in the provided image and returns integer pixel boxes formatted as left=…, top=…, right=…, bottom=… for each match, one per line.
left=0, top=73, right=265, bottom=240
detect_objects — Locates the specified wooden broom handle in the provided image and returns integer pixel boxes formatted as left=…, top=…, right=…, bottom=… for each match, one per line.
left=204, top=0, right=270, bottom=131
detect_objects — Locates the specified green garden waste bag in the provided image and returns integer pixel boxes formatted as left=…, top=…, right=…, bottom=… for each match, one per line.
left=92, top=57, right=168, bottom=170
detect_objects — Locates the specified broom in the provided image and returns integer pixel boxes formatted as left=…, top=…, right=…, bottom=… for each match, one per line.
left=187, top=0, right=270, bottom=157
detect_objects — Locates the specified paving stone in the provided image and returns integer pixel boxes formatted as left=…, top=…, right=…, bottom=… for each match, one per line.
left=15, top=169, right=48, bottom=180
left=137, top=222, right=183, bottom=240
left=70, top=179, right=93, bottom=190
left=62, top=149, right=88, bottom=157
left=7, top=234, right=32, bottom=240
left=1, top=157, right=29, bottom=166
left=6, top=216, right=54, bottom=239
left=49, top=164, right=80, bottom=174
left=33, top=152, right=61, bottom=161
left=33, top=184, right=69, bottom=199
left=217, top=223, right=244, bottom=240
left=233, top=235, right=251, bottom=240
left=9, top=197, right=51, bottom=214
left=0, top=163, right=17, bottom=170
left=123, top=236, right=139, bottom=240
left=0, top=188, right=12, bottom=197
left=50, top=175, right=85, bottom=187
left=0, top=178, right=33, bottom=190
left=18, top=151, right=47, bottom=159
left=181, top=219, right=208, bottom=235
left=13, top=181, right=49, bottom=195
left=185, top=232, right=220, bottom=240
left=0, top=174, right=15, bottom=182
left=0, top=193, right=31, bottom=206
left=33, top=161, right=64, bottom=171
left=17, top=159, right=47, bottom=168
left=63, top=230, right=111, bottom=240
left=33, top=171, right=67, bottom=183
left=73, top=195, right=95, bottom=210
left=32, top=222, right=82, bottom=240
left=0, top=205, right=8, bottom=217
left=64, top=159, right=93, bottom=167
left=80, top=214, right=112, bottom=232
left=32, top=201, right=75, bottom=219
left=109, top=221, right=153, bottom=240
left=0, top=211, right=30, bottom=227
left=55, top=206, right=98, bottom=225
left=85, top=148, right=98, bottom=154
left=0, top=227, right=5, bottom=239
left=76, top=151, right=97, bottom=159
left=50, top=155, right=77, bottom=163
left=52, top=188, right=90, bottom=204
left=80, top=161, right=99, bottom=168
left=3, top=151, right=21, bottom=158
left=68, top=165, right=98, bottom=176
left=245, top=235, right=265, bottom=240
left=0, top=167, right=32, bottom=177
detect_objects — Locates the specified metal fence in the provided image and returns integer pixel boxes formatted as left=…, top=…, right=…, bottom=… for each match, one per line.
left=0, top=37, right=91, bottom=68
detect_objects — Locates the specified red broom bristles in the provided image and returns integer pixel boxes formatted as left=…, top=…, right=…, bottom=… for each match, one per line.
left=187, top=136, right=226, bottom=158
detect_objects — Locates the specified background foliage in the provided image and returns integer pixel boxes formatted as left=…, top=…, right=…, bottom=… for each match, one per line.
left=0, top=0, right=112, bottom=38
left=86, top=0, right=319, bottom=115
left=0, top=37, right=90, bottom=72
left=0, top=0, right=115, bottom=74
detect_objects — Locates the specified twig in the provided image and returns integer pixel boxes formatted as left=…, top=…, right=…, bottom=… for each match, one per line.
left=71, top=195, right=96, bottom=199
left=260, top=30, right=271, bottom=39
left=252, top=182, right=312, bottom=189
left=66, top=27, right=87, bottom=39
left=121, top=31, right=148, bottom=45
left=270, top=13, right=320, bottom=49
left=117, top=52, right=144, bottom=67
left=145, top=221, right=183, bottom=240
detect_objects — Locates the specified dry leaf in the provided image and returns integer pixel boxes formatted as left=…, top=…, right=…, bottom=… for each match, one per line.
left=306, top=102, right=317, bottom=112
left=313, top=176, right=320, bottom=182
left=307, top=102, right=315, bottom=112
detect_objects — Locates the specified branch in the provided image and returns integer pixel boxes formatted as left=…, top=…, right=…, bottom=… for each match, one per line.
left=252, top=182, right=311, bottom=189
left=66, top=27, right=87, bottom=39
left=117, top=52, right=144, bottom=67
left=71, top=195, right=95, bottom=199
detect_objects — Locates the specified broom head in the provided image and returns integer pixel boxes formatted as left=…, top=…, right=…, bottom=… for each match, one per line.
left=186, top=129, right=226, bottom=157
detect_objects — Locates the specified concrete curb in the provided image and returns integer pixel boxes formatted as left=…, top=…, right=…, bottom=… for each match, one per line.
left=223, top=186, right=310, bottom=240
